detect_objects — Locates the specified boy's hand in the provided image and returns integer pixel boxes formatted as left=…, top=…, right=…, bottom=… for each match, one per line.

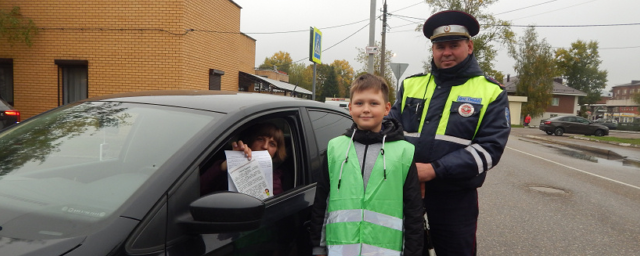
left=416, top=163, right=436, bottom=182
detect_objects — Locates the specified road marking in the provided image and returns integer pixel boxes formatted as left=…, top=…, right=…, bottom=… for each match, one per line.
left=507, top=146, right=640, bottom=191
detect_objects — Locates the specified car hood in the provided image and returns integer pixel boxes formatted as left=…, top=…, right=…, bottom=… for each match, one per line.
left=0, top=235, right=85, bottom=256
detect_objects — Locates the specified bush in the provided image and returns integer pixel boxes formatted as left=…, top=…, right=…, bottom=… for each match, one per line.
left=617, top=123, right=640, bottom=131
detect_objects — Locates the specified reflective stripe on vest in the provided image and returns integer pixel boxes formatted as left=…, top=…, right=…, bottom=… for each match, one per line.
left=325, top=136, right=415, bottom=253
left=326, top=209, right=404, bottom=231
left=328, top=243, right=402, bottom=256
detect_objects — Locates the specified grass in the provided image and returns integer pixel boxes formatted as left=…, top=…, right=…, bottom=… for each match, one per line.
left=577, top=135, right=640, bottom=146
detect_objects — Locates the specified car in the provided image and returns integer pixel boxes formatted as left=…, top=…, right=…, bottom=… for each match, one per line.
left=0, top=96, right=20, bottom=130
left=539, top=115, right=609, bottom=136
left=0, top=90, right=354, bottom=256
left=594, top=119, right=618, bottom=130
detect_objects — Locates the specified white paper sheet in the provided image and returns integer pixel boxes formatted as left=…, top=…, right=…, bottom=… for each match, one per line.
left=224, top=150, right=273, bottom=198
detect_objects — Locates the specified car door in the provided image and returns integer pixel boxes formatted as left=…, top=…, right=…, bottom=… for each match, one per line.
left=166, top=108, right=325, bottom=256
left=562, top=116, right=578, bottom=133
left=574, top=117, right=592, bottom=134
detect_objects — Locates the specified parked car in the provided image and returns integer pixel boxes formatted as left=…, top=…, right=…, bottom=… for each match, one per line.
left=0, top=90, right=354, bottom=256
left=0, top=96, right=20, bottom=130
left=594, top=118, right=618, bottom=130
left=539, top=115, right=609, bottom=136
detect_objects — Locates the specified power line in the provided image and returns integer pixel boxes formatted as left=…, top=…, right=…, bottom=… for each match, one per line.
left=512, top=0, right=603, bottom=21
left=495, top=0, right=559, bottom=15
left=294, top=23, right=370, bottom=63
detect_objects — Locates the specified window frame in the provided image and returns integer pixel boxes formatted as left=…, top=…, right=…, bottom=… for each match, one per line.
left=55, top=60, right=89, bottom=105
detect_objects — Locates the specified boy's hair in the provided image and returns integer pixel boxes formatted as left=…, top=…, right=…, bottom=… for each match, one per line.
left=239, top=122, right=287, bottom=164
left=349, top=73, right=390, bottom=103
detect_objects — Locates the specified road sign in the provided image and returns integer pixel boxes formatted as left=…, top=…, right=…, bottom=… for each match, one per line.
left=309, top=27, right=322, bottom=64
left=390, top=63, right=409, bottom=80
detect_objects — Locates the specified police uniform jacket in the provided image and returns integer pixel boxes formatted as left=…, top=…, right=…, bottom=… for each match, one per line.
left=388, top=54, right=510, bottom=191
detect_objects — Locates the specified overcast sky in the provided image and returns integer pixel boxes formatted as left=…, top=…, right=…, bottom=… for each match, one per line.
left=233, top=0, right=639, bottom=91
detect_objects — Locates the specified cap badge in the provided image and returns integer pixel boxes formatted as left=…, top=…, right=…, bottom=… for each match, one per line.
left=458, top=103, right=474, bottom=117
left=443, top=26, right=451, bottom=33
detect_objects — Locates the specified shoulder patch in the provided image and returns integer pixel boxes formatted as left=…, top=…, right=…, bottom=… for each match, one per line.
left=485, top=75, right=505, bottom=89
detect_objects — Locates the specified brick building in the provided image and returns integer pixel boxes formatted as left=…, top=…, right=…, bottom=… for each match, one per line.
left=0, top=0, right=257, bottom=119
left=504, top=76, right=586, bottom=126
left=604, top=80, right=640, bottom=122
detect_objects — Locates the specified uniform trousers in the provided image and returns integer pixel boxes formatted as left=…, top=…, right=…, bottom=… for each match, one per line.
left=424, top=189, right=479, bottom=256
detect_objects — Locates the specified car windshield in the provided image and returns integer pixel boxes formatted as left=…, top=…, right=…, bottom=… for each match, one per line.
left=0, top=101, right=218, bottom=240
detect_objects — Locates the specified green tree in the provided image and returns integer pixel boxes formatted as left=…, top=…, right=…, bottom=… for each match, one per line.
left=555, top=40, right=608, bottom=109
left=288, top=62, right=313, bottom=92
left=258, top=51, right=293, bottom=74
left=632, top=92, right=640, bottom=105
left=508, top=26, right=556, bottom=118
left=423, top=0, right=515, bottom=79
left=0, top=6, right=38, bottom=47
left=330, top=59, right=355, bottom=97
left=355, top=41, right=397, bottom=103
left=319, top=66, right=339, bottom=102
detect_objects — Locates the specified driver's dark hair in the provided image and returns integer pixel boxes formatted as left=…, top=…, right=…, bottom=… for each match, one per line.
left=239, top=122, right=287, bottom=163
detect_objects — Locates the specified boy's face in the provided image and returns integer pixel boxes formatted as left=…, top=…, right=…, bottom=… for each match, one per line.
left=349, top=88, right=391, bottom=133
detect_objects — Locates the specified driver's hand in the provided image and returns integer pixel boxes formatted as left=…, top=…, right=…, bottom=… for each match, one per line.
left=232, top=140, right=252, bottom=160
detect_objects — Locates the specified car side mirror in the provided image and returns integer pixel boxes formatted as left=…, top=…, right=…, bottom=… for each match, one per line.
left=180, top=191, right=265, bottom=234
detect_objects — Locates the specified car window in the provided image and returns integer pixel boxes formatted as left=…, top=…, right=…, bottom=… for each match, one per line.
left=199, top=117, right=300, bottom=199
left=0, top=101, right=218, bottom=240
left=308, top=110, right=352, bottom=154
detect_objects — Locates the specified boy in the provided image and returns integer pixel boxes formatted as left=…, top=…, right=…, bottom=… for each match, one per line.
left=310, top=74, right=423, bottom=256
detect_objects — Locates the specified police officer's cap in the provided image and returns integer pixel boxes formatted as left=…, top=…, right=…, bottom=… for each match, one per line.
left=423, top=10, right=479, bottom=42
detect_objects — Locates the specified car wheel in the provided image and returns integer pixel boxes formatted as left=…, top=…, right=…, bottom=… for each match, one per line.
left=594, top=130, right=604, bottom=136
left=554, top=127, right=564, bottom=136
left=545, top=131, right=553, bottom=135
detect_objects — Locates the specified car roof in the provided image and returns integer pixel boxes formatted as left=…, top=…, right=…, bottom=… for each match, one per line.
left=82, top=90, right=344, bottom=114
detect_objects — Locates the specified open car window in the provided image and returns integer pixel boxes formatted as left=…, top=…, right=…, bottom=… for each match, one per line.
left=199, top=116, right=299, bottom=200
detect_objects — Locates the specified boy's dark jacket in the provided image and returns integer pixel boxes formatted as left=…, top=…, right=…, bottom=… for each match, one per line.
left=309, top=118, right=424, bottom=255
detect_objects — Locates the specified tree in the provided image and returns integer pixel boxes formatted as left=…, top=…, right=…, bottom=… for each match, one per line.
left=632, top=92, right=640, bottom=105
left=319, top=66, right=339, bottom=102
left=0, top=6, right=38, bottom=47
left=555, top=40, right=608, bottom=108
left=508, top=26, right=556, bottom=118
left=355, top=41, right=397, bottom=103
left=423, top=0, right=515, bottom=80
left=258, top=51, right=293, bottom=74
left=288, top=62, right=313, bottom=92
left=330, top=59, right=355, bottom=97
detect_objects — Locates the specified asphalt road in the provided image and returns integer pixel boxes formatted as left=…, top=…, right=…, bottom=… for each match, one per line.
left=476, top=130, right=640, bottom=255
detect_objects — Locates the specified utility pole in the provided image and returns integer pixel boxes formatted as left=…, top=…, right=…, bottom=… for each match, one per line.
left=379, top=0, right=387, bottom=77
left=368, top=0, right=376, bottom=74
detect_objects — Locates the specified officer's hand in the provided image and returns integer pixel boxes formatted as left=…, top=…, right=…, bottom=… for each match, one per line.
left=416, top=163, right=436, bottom=182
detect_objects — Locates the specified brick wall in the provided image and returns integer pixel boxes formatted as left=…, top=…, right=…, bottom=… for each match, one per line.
left=0, top=0, right=255, bottom=118
left=546, top=95, right=577, bottom=114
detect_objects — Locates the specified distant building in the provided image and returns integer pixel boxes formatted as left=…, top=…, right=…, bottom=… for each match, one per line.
left=503, top=76, right=586, bottom=126
left=599, top=80, right=640, bottom=123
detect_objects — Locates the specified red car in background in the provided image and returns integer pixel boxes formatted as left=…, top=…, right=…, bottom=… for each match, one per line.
left=0, top=97, right=19, bottom=130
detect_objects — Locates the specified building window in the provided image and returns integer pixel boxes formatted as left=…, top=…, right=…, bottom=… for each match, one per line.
left=56, top=60, right=88, bottom=105
left=0, top=59, right=13, bottom=105
left=551, top=97, right=559, bottom=106
left=209, top=69, right=225, bottom=90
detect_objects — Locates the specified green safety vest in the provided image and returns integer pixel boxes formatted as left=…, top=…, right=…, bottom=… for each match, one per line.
left=401, top=74, right=504, bottom=141
left=324, top=135, right=415, bottom=256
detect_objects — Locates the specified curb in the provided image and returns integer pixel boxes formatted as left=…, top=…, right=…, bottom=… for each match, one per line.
left=568, top=135, right=640, bottom=148
left=522, top=135, right=624, bottom=159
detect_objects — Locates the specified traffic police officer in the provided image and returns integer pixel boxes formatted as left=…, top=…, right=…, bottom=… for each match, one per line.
left=387, top=10, right=511, bottom=256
